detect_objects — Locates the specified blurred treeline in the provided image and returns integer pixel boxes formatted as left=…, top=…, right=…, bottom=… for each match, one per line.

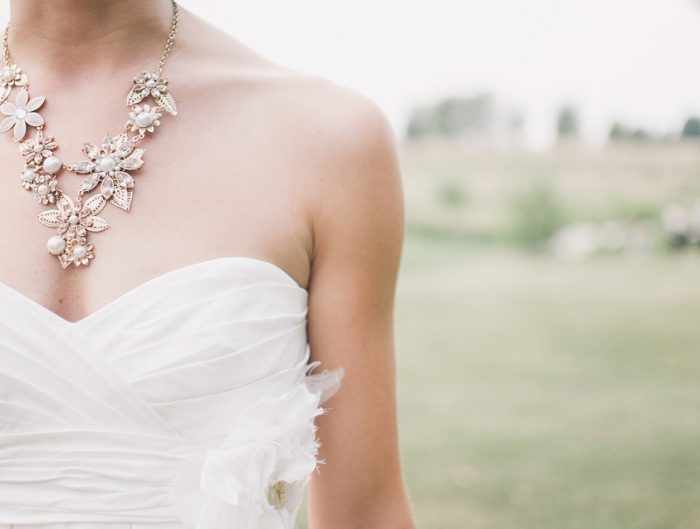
left=401, top=93, right=700, bottom=257
left=406, top=93, right=700, bottom=144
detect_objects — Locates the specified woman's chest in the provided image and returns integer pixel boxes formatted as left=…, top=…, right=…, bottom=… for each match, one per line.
left=0, top=110, right=314, bottom=322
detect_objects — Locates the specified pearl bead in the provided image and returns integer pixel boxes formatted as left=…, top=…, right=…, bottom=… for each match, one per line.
left=47, top=236, right=66, bottom=255
left=22, top=170, right=36, bottom=183
left=146, top=79, right=156, bottom=88
left=2, top=69, right=13, bottom=82
left=43, top=156, right=62, bottom=174
left=134, top=111, right=154, bottom=128
left=15, top=108, right=26, bottom=119
left=69, top=214, right=80, bottom=225
left=33, top=144, right=42, bottom=153
left=37, top=184, right=49, bottom=196
left=99, top=156, right=116, bottom=172
left=72, top=245, right=87, bottom=259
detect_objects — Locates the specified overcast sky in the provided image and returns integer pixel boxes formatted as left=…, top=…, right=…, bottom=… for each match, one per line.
left=2, top=1, right=697, bottom=149
left=176, top=0, right=700, bottom=149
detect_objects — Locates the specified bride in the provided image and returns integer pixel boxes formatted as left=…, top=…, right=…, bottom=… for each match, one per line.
left=0, top=1, right=414, bottom=528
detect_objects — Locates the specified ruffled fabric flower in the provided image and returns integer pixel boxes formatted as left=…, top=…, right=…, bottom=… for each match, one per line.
left=127, top=71, right=177, bottom=115
left=73, top=133, right=144, bottom=210
left=172, top=363, right=345, bottom=529
left=0, top=89, right=45, bottom=141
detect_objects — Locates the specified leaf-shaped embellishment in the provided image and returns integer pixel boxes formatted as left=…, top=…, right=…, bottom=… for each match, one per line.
left=114, top=171, right=134, bottom=188
left=0, top=85, right=10, bottom=103
left=15, top=89, right=28, bottom=108
left=37, top=208, right=61, bottom=227
left=80, top=174, right=100, bottom=192
left=25, top=112, right=44, bottom=127
left=58, top=252, right=72, bottom=269
left=101, top=134, right=113, bottom=150
left=110, top=185, right=133, bottom=211
left=85, top=216, right=109, bottom=233
left=0, top=101, right=15, bottom=116
left=100, top=176, right=114, bottom=199
left=74, top=161, right=97, bottom=174
left=83, top=193, right=107, bottom=214
left=127, top=85, right=147, bottom=106
left=82, top=143, right=99, bottom=160
left=56, top=195, right=75, bottom=216
left=13, top=119, right=26, bottom=141
left=120, top=149, right=144, bottom=170
left=0, top=116, right=15, bottom=132
left=158, top=91, right=177, bottom=115
left=25, top=96, right=45, bottom=112
left=115, top=133, right=134, bottom=155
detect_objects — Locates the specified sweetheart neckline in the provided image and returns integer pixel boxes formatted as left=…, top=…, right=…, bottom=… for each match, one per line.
left=0, top=256, right=306, bottom=326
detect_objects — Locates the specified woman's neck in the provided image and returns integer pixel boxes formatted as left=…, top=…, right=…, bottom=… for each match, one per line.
left=7, top=0, right=175, bottom=79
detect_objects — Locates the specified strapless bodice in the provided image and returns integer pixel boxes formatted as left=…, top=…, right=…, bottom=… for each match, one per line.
left=0, top=257, right=345, bottom=529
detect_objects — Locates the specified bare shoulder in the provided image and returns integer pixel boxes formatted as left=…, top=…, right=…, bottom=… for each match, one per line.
left=256, top=72, right=405, bottom=268
left=178, top=7, right=399, bottom=171
left=261, top=72, right=401, bottom=191
left=174, top=8, right=404, bottom=267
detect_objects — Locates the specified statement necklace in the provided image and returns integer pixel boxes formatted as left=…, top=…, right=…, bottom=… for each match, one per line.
left=1, top=1, right=179, bottom=268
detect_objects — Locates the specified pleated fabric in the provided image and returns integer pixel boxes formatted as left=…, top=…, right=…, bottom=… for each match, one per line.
left=0, top=257, right=345, bottom=529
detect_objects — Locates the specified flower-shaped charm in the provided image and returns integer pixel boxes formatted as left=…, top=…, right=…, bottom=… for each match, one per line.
left=39, top=193, right=109, bottom=238
left=127, top=71, right=177, bottom=115
left=0, top=63, right=28, bottom=102
left=37, top=194, right=109, bottom=268
left=20, top=130, right=58, bottom=166
left=19, top=168, right=59, bottom=205
left=0, top=89, right=45, bottom=141
left=73, top=133, right=144, bottom=211
left=33, top=175, right=59, bottom=205
left=127, top=103, right=161, bottom=135
left=62, top=236, right=95, bottom=267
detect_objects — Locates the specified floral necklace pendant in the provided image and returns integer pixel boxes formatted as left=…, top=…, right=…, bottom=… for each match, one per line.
left=1, top=1, right=179, bottom=269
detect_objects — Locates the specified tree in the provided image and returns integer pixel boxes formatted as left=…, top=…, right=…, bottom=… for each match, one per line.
left=609, top=122, right=651, bottom=142
left=406, top=93, right=494, bottom=140
left=609, top=122, right=628, bottom=140
left=556, top=105, right=580, bottom=140
left=682, top=117, right=700, bottom=138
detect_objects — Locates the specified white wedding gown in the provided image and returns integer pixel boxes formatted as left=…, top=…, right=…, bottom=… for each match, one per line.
left=0, top=257, right=345, bottom=529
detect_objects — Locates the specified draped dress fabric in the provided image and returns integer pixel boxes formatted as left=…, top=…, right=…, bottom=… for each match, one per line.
left=0, top=257, right=345, bottom=529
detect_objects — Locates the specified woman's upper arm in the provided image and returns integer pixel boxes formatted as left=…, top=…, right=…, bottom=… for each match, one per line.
left=304, top=87, right=414, bottom=528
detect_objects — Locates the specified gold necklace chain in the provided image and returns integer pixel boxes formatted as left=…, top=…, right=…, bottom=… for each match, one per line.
left=156, top=0, right=180, bottom=77
left=0, top=1, right=180, bottom=269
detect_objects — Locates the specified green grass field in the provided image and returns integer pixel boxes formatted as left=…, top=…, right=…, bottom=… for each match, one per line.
left=397, top=237, right=700, bottom=529
left=301, top=142, right=700, bottom=528
left=402, top=141, right=700, bottom=241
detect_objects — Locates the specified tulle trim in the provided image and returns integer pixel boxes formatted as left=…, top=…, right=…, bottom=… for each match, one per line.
left=170, top=362, right=345, bottom=529
left=305, top=361, right=346, bottom=405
